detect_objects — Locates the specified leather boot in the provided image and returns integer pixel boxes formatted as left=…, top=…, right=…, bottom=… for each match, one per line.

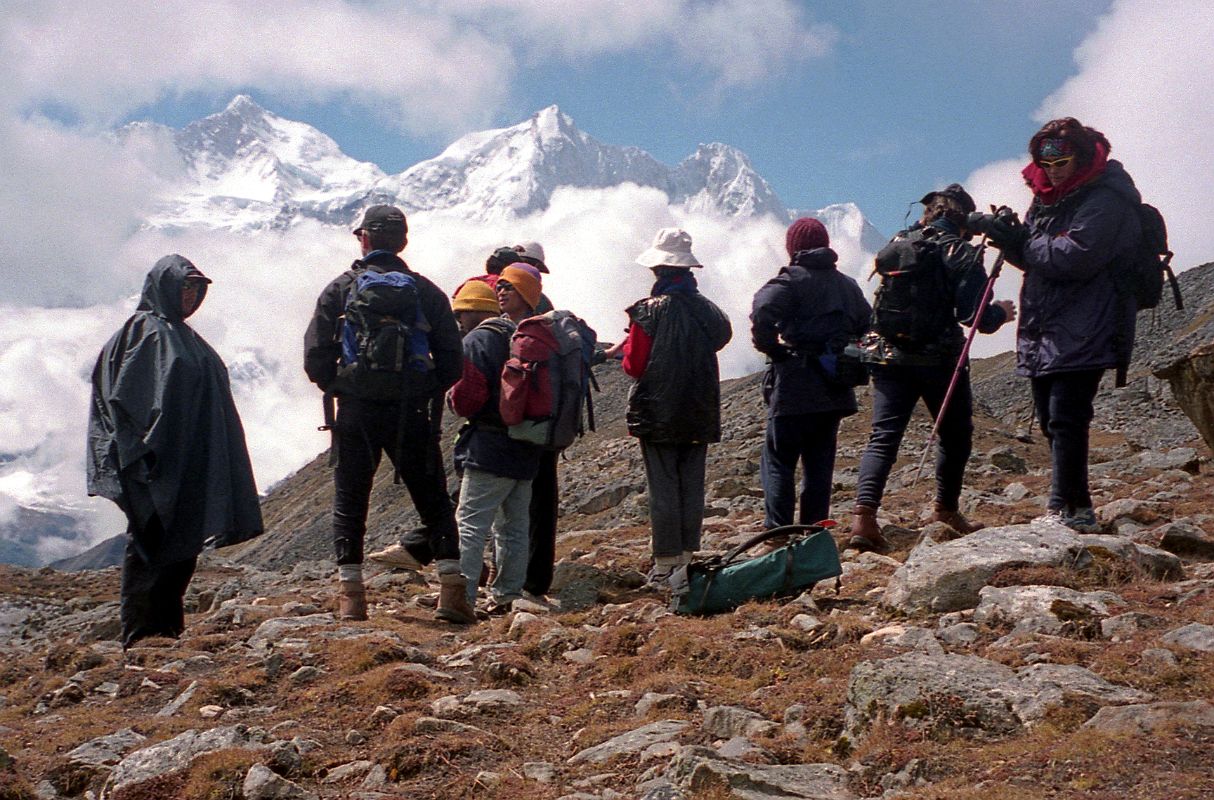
left=435, top=573, right=478, bottom=625
left=930, top=502, right=982, bottom=534
left=338, top=580, right=368, bottom=621
left=847, top=504, right=890, bottom=554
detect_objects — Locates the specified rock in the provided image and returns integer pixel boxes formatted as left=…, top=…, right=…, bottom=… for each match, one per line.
left=1080, top=535, right=1184, bottom=580
left=243, top=763, right=318, bottom=800
left=265, top=741, right=302, bottom=777
left=65, top=729, right=146, bottom=770
left=1155, top=342, right=1214, bottom=453
left=107, top=725, right=266, bottom=794
left=289, top=666, right=323, bottom=683
left=523, top=761, right=557, bottom=784
left=344, top=730, right=366, bottom=745
left=1161, top=622, right=1214, bottom=652
left=859, top=625, right=944, bottom=655
left=847, top=654, right=1150, bottom=738
left=989, top=446, right=1027, bottom=473
left=1096, top=498, right=1162, bottom=525
left=1140, top=648, right=1179, bottom=669
left=884, top=522, right=1092, bottom=614
left=937, top=623, right=980, bottom=646
left=508, top=612, right=546, bottom=639
left=568, top=720, right=688, bottom=765
left=579, top=482, right=641, bottom=515
left=713, top=737, right=773, bottom=762
left=1083, top=700, right=1214, bottom=735
left=1100, top=611, right=1164, bottom=641
left=1135, top=446, right=1201, bottom=473
left=1004, top=482, right=1031, bottom=502
left=846, top=653, right=1022, bottom=737
left=701, top=706, right=779, bottom=739
left=564, top=648, right=595, bottom=664
left=1010, top=663, right=1152, bottom=723
left=636, top=693, right=684, bottom=717
left=199, top=705, right=224, bottom=719
left=1158, top=521, right=1214, bottom=559
left=667, top=746, right=855, bottom=799
left=246, top=614, right=335, bottom=649
left=790, top=614, right=823, bottom=632
left=464, top=689, right=523, bottom=711
left=550, top=563, right=609, bottom=611
left=322, top=760, right=374, bottom=784
left=973, top=585, right=1122, bottom=636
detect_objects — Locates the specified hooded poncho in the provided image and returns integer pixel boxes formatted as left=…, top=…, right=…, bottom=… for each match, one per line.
left=87, top=254, right=263, bottom=566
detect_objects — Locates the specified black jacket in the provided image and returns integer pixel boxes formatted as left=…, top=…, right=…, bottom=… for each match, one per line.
left=87, top=255, right=263, bottom=566
left=626, top=292, right=732, bottom=443
left=750, top=248, right=871, bottom=417
left=862, top=222, right=1009, bottom=367
left=303, top=252, right=462, bottom=397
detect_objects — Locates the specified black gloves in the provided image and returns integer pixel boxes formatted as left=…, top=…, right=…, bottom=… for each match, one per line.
left=967, top=207, right=1028, bottom=256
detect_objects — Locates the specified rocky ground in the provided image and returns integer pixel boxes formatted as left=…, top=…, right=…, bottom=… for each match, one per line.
left=2, top=265, right=1213, bottom=799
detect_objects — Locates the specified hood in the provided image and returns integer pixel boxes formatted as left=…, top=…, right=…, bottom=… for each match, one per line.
left=1093, top=159, right=1143, bottom=207
left=136, top=254, right=209, bottom=321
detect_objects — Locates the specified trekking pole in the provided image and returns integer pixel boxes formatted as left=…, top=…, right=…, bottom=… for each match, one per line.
left=910, top=249, right=1005, bottom=487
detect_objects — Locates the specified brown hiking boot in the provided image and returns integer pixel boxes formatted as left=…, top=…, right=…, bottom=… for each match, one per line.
left=435, top=573, right=477, bottom=625
left=338, top=581, right=368, bottom=621
left=930, top=503, right=982, bottom=534
left=847, top=504, right=890, bottom=554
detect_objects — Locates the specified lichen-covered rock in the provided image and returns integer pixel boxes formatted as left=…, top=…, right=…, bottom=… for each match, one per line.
left=568, top=720, right=688, bottom=765
left=974, top=585, right=1123, bottom=636
left=667, top=746, right=855, bottom=799
left=1083, top=700, right=1214, bottom=735
left=105, top=725, right=266, bottom=794
left=883, top=522, right=1092, bottom=614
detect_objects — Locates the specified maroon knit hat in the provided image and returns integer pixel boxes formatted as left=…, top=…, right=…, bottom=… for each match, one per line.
left=785, top=217, right=829, bottom=256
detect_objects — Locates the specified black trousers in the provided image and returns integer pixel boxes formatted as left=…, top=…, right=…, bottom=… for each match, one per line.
left=120, top=525, right=197, bottom=649
left=332, top=396, right=458, bottom=565
left=524, top=450, right=559, bottom=596
left=856, top=363, right=973, bottom=511
left=761, top=411, right=843, bottom=528
left=1031, top=369, right=1104, bottom=512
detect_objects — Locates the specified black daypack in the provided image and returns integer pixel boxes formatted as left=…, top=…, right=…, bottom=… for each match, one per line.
left=871, top=229, right=952, bottom=351
left=336, top=268, right=435, bottom=401
left=1122, top=203, right=1182, bottom=312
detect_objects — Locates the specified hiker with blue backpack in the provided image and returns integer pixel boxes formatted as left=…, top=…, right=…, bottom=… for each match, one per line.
left=849, top=185, right=1016, bottom=554
left=304, top=205, right=465, bottom=622
left=976, top=118, right=1154, bottom=533
left=621, top=228, right=732, bottom=587
left=750, top=218, right=871, bottom=545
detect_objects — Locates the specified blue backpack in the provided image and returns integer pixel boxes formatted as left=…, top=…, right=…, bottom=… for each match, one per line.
left=336, top=269, right=435, bottom=401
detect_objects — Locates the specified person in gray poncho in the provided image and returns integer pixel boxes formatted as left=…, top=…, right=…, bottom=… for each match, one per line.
left=87, top=254, right=263, bottom=648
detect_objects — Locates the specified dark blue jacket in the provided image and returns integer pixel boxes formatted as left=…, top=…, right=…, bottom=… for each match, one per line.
left=1016, top=160, right=1141, bottom=377
left=750, top=248, right=871, bottom=417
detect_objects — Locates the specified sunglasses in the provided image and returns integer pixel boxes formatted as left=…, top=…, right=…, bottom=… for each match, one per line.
left=1037, top=155, right=1075, bottom=169
left=495, top=281, right=515, bottom=293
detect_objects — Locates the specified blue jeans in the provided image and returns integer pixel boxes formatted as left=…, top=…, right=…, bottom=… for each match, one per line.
left=856, top=363, right=972, bottom=510
left=761, top=412, right=843, bottom=528
left=1031, top=369, right=1103, bottom=512
left=457, top=468, right=532, bottom=606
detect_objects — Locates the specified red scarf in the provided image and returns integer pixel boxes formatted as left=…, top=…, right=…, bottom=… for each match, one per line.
left=1021, top=141, right=1109, bottom=205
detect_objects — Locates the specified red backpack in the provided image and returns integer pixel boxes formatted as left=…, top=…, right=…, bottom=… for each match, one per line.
left=499, top=311, right=597, bottom=451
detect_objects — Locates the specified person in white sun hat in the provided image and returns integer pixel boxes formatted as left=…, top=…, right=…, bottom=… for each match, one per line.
left=617, top=228, right=732, bottom=587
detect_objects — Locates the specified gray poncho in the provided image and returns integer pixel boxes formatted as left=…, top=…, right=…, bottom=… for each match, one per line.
left=87, top=255, right=263, bottom=566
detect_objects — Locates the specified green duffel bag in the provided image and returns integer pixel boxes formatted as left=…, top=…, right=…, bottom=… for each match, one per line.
left=672, top=524, right=841, bottom=615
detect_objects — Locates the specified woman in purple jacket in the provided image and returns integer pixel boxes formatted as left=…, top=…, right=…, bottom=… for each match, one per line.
left=986, top=118, right=1143, bottom=532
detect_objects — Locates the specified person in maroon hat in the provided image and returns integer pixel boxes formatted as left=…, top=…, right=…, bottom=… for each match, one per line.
left=750, top=218, right=871, bottom=542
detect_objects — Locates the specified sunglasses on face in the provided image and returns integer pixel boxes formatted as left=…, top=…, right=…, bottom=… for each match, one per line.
left=495, top=281, right=515, bottom=293
left=1037, top=155, right=1075, bottom=169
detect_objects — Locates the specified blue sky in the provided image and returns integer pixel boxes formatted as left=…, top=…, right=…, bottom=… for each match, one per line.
left=122, top=1, right=1113, bottom=236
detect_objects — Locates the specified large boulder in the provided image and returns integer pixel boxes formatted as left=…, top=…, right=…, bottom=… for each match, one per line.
left=845, top=654, right=1150, bottom=739
left=973, top=585, right=1123, bottom=636
left=667, top=746, right=855, bottom=800
left=883, top=521, right=1091, bottom=614
left=104, top=725, right=266, bottom=795
left=1154, top=342, right=1214, bottom=454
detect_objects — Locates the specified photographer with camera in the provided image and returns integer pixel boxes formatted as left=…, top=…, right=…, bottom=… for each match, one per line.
left=849, top=184, right=1015, bottom=553
left=974, top=118, right=1144, bottom=533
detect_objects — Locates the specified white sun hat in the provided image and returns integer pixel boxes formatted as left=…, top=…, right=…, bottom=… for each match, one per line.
left=635, top=227, right=702, bottom=268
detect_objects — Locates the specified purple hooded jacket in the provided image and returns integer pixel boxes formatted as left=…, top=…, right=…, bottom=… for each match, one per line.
left=1015, top=159, right=1142, bottom=377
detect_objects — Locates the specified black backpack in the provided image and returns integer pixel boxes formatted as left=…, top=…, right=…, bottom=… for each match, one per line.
left=870, top=229, right=952, bottom=351
left=1121, top=203, right=1182, bottom=312
left=336, top=268, right=435, bottom=401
